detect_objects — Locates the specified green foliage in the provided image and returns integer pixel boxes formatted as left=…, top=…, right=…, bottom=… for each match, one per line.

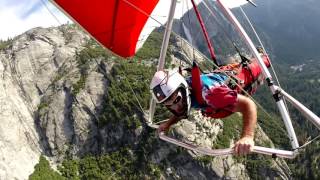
left=254, top=83, right=294, bottom=149
left=72, top=40, right=110, bottom=95
left=135, top=29, right=172, bottom=67
left=240, top=155, right=276, bottom=180
left=77, top=39, right=110, bottom=66
left=213, top=114, right=242, bottom=148
left=57, top=48, right=165, bottom=178
left=38, top=102, right=49, bottom=111
left=0, top=39, right=12, bottom=51
left=72, top=75, right=86, bottom=95
left=29, top=156, right=65, bottom=180
left=98, top=60, right=154, bottom=128
left=196, top=155, right=214, bottom=165
left=52, top=69, right=67, bottom=84
left=58, top=148, right=162, bottom=180
left=256, top=108, right=290, bottom=149
left=58, top=159, right=79, bottom=180
left=279, top=62, right=320, bottom=136
left=289, top=141, right=320, bottom=179
left=58, top=24, right=80, bottom=44
left=255, top=61, right=320, bottom=178
left=135, top=30, right=163, bottom=60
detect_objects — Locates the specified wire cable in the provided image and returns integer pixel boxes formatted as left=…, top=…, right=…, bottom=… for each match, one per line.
left=239, top=6, right=282, bottom=88
left=40, top=0, right=62, bottom=25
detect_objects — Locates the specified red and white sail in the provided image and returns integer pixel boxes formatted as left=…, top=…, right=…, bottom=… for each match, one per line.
left=51, top=0, right=160, bottom=57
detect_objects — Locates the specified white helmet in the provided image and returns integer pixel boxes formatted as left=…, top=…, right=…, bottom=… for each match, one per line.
left=150, top=69, right=191, bottom=116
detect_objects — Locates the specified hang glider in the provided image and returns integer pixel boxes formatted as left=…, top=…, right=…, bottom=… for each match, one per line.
left=50, top=0, right=320, bottom=159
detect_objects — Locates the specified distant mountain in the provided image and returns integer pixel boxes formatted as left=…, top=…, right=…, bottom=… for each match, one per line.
left=241, top=0, right=320, bottom=64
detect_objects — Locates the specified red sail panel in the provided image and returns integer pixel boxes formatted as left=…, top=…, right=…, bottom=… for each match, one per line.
left=53, top=0, right=159, bottom=57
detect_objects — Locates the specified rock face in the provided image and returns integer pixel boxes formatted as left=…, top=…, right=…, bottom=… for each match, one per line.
left=0, top=25, right=290, bottom=179
left=0, top=25, right=90, bottom=179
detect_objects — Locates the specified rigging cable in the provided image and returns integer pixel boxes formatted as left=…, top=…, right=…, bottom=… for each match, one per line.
left=179, top=0, right=185, bottom=69
left=186, top=0, right=196, bottom=61
left=295, top=134, right=320, bottom=150
left=123, top=72, right=147, bottom=116
left=198, top=0, right=275, bottom=120
left=40, top=0, right=62, bottom=24
left=238, top=6, right=282, bottom=90
left=238, top=5, right=291, bottom=116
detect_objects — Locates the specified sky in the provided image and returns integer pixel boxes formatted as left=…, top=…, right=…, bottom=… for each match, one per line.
left=0, top=0, right=69, bottom=40
left=0, top=0, right=248, bottom=41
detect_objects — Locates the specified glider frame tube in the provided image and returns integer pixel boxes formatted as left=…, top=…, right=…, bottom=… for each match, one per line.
left=159, top=132, right=297, bottom=159
left=151, top=121, right=298, bottom=158
left=217, top=0, right=301, bottom=149
left=147, top=0, right=178, bottom=126
left=276, top=86, right=320, bottom=130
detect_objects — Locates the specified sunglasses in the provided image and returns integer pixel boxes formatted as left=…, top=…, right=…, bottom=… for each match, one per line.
left=164, top=91, right=182, bottom=107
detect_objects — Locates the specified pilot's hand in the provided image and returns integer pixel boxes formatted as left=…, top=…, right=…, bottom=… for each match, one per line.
left=234, top=136, right=254, bottom=155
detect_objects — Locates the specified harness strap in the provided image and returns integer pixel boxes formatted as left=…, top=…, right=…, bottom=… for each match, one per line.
left=242, top=62, right=258, bottom=94
left=191, top=62, right=236, bottom=119
left=215, top=63, right=243, bottom=91
left=191, top=62, right=206, bottom=105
